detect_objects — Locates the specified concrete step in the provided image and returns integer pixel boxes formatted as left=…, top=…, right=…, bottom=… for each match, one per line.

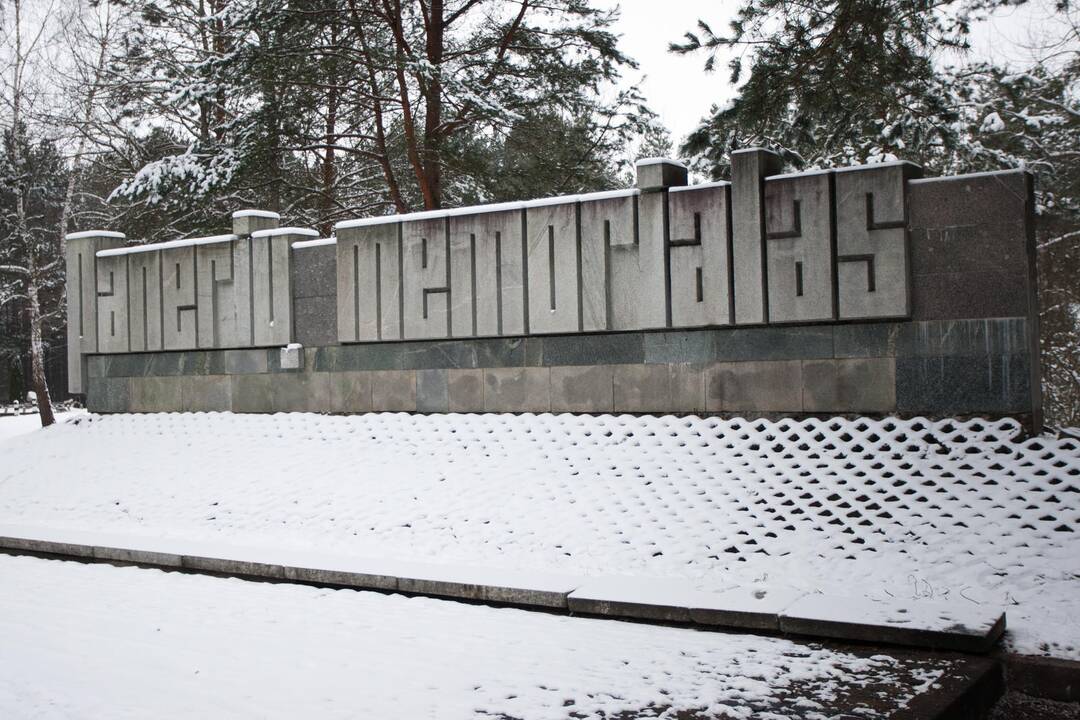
left=0, top=524, right=1005, bottom=655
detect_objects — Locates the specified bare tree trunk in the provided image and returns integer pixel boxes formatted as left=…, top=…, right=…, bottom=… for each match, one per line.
left=26, top=264, right=55, bottom=427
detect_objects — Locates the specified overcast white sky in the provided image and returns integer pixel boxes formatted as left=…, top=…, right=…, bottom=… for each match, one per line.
left=599, top=0, right=1073, bottom=148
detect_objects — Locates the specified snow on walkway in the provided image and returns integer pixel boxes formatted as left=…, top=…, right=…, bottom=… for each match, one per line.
left=0, top=411, right=1077, bottom=659
left=0, top=408, right=84, bottom=445
left=0, top=554, right=955, bottom=719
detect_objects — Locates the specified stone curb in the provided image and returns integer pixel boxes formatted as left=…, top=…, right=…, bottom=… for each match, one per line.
left=0, top=532, right=1005, bottom=655
left=1003, top=653, right=1080, bottom=702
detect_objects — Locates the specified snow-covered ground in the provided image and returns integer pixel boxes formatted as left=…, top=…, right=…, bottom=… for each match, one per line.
left=0, top=554, right=958, bottom=719
left=0, top=408, right=86, bottom=445
left=0, top=411, right=1077, bottom=660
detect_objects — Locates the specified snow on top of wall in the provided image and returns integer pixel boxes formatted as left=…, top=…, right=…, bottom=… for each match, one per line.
left=96, top=234, right=238, bottom=257
left=250, top=227, right=319, bottom=239
left=292, top=237, right=336, bottom=249
left=635, top=157, right=688, bottom=169
left=66, top=230, right=126, bottom=240
left=231, top=209, right=280, bottom=219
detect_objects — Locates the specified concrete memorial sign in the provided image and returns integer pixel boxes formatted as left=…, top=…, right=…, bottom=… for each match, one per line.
left=66, top=149, right=1042, bottom=427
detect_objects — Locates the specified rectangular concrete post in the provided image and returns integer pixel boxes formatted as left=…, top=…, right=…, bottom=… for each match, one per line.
left=65, top=230, right=125, bottom=394
left=731, top=148, right=783, bottom=324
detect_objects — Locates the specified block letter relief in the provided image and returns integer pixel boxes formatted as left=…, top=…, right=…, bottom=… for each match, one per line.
left=581, top=192, right=666, bottom=332
left=449, top=209, right=525, bottom=338
left=764, top=172, right=836, bottom=323
left=337, top=223, right=401, bottom=342
left=251, top=235, right=292, bottom=346
left=127, top=251, right=163, bottom=353
left=96, top=254, right=129, bottom=353
left=731, top=148, right=783, bottom=324
left=526, top=202, right=579, bottom=334
left=196, top=242, right=240, bottom=348
left=835, top=163, right=920, bottom=319
left=161, top=245, right=198, bottom=350
left=403, top=217, right=450, bottom=339
left=668, top=184, right=733, bottom=327
left=65, top=233, right=124, bottom=393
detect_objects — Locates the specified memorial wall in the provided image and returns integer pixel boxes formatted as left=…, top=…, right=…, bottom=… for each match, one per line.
left=67, top=148, right=1042, bottom=427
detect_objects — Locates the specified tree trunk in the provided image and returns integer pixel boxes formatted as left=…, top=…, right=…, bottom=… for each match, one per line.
left=27, top=269, right=55, bottom=427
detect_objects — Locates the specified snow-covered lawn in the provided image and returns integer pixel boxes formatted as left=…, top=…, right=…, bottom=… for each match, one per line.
left=0, top=554, right=959, bottom=719
left=0, top=411, right=1077, bottom=660
left=0, top=408, right=86, bottom=445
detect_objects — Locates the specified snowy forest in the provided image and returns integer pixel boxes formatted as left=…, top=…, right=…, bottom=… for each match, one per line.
left=0, top=0, right=1078, bottom=427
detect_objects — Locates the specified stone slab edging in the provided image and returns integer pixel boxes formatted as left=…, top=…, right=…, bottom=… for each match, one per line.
left=0, top=525, right=1005, bottom=654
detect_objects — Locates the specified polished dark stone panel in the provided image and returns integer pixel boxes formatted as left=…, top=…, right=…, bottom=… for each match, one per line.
left=896, top=318, right=1029, bottom=358
left=832, top=323, right=901, bottom=359
left=541, top=333, right=644, bottom=366
left=896, top=353, right=1031, bottom=415
left=400, top=341, right=482, bottom=370
left=711, top=326, right=834, bottom=363
left=86, top=377, right=130, bottom=413
left=910, top=270, right=1030, bottom=322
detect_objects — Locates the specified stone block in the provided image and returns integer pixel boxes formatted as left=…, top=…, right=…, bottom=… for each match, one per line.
left=731, top=148, right=783, bottom=324
left=230, top=373, right=275, bottom=413
left=908, top=170, right=1030, bottom=230
left=712, top=326, right=834, bottom=362
left=448, top=369, right=484, bottom=412
left=833, top=323, right=900, bottom=358
left=635, top=158, right=688, bottom=190
left=613, top=363, right=705, bottom=414
left=224, top=349, right=269, bottom=375
left=322, top=344, right=402, bottom=372
left=910, top=268, right=1030, bottom=321
left=273, top=371, right=331, bottom=412
left=483, top=367, right=550, bottom=412
left=472, top=338, right=527, bottom=368
left=93, top=545, right=183, bottom=567
left=778, top=593, right=1006, bottom=653
left=402, top=216, right=450, bottom=339
left=337, top=223, right=402, bottom=342
left=689, top=586, right=806, bottom=631
left=86, top=376, right=131, bottom=413
left=835, top=162, right=920, bottom=319
left=550, top=365, right=614, bottom=412
left=400, top=340, right=478, bottom=370
left=291, top=243, right=336, bottom=298
left=896, top=353, right=1031, bottom=415
left=524, top=337, right=544, bottom=366
left=181, top=375, right=232, bottom=412
left=802, top=358, right=896, bottom=413
left=95, top=254, right=129, bottom=353
left=705, top=360, right=803, bottom=412
left=525, top=201, right=579, bottom=334
left=541, top=333, right=643, bottom=366
left=370, top=369, right=416, bottom=411
left=129, top=376, right=183, bottom=413
left=668, top=183, right=733, bottom=328
left=279, top=344, right=303, bottom=370
left=897, top=318, right=1029, bottom=358
left=161, top=245, right=198, bottom=351
left=449, top=209, right=526, bottom=337
left=283, top=565, right=398, bottom=590
left=231, top=209, right=279, bottom=236
left=126, top=251, right=163, bottom=353
left=765, top=171, right=835, bottom=323
left=181, top=554, right=286, bottom=580
left=416, top=369, right=449, bottom=412
left=329, top=371, right=373, bottom=413
left=643, top=330, right=716, bottom=364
